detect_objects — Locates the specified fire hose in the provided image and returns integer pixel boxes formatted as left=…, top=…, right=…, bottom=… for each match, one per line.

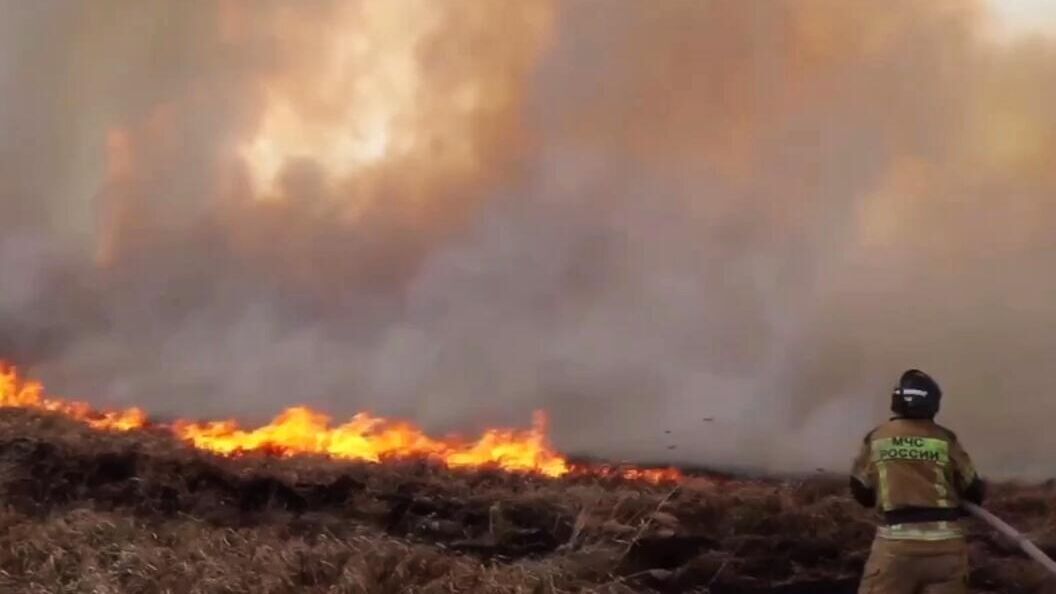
left=963, top=502, right=1056, bottom=575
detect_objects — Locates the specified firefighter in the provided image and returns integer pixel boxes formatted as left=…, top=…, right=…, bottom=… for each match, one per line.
left=851, top=369, right=986, bottom=594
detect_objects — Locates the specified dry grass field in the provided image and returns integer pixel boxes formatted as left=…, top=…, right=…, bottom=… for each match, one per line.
left=0, top=409, right=1052, bottom=593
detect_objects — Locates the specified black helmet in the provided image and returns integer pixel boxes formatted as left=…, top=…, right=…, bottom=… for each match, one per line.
left=891, top=369, right=942, bottom=419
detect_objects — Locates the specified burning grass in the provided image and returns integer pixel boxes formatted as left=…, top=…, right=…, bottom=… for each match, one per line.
left=0, top=363, right=679, bottom=483
left=0, top=409, right=1052, bottom=593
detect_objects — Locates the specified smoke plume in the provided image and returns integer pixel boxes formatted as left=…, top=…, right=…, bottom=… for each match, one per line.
left=2, top=0, right=1055, bottom=477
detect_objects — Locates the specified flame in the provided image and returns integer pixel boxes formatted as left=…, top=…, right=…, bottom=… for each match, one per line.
left=173, top=407, right=569, bottom=477
left=0, top=365, right=147, bottom=432
left=0, top=363, right=678, bottom=482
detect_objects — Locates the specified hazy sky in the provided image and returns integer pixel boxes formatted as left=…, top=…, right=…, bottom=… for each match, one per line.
left=989, top=0, right=1056, bottom=36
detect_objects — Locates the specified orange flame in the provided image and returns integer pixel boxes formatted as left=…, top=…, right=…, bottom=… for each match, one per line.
left=0, top=365, right=148, bottom=432
left=0, top=362, right=679, bottom=483
left=172, top=407, right=570, bottom=477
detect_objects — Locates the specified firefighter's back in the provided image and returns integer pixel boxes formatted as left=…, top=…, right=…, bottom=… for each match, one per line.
left=853, top=370, right=983, bottom=594
left=869, top=419, right=963, bottom=520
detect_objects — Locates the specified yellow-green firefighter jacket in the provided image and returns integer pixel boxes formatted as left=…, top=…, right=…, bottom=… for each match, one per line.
left=851, top=418, right=981, bottom=540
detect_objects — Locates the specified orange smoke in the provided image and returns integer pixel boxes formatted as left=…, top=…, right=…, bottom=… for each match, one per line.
left=0, top=363, right=679, bottom=482
left=236, top=0, right=555, bottom=220
left=92, top=1, right=556, bottom=289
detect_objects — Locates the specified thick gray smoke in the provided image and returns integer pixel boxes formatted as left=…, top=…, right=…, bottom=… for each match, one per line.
left=2, top=0, right=1055, bottom=478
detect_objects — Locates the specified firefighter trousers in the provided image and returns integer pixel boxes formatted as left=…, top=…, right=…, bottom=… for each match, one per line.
left=858, top=536, right=969, bottom=594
